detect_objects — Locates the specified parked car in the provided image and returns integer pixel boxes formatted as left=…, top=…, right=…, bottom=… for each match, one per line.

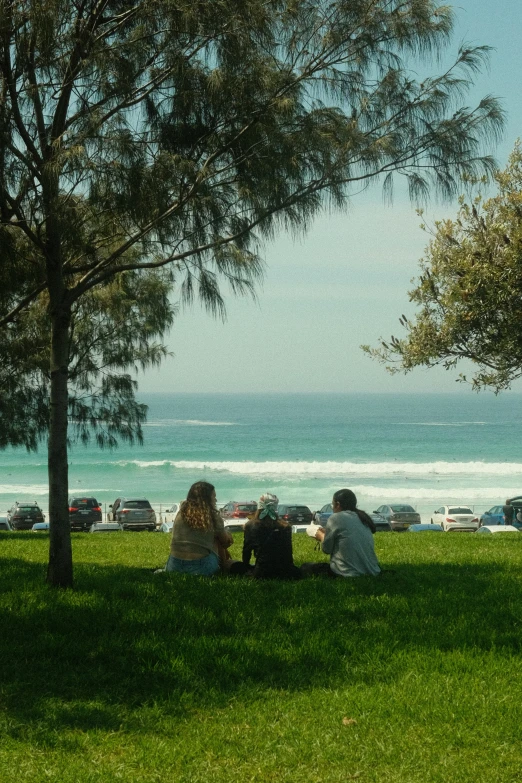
left=160, top=503, right=181, bottom=527
left=0, top=517, right=12, bottom=531
left=373, top=504, right=421, bottom=531
left=370, top=514, right=393, bottom=532
left=277, top=505, right=313, bottom=525
left=476, top=525, right=519, bottom=534
left=90, top=522, right=123, bottom=533
left=7, top=501, right=45, bottom=531
left=32, top=521, right=50, bottom=531
left=69, top=496, right=103, bottom=531
left=407, top=523, right=444, bottom=532
left=431, top=505, right=479, bottom=532
left=221, top=501, right=257, bottom=519
left=479, top=505, right=505, bottom=527
left=108, top=498, right=156, bottom=531
left=220, top=500, right=257, bottom=532
left=313, top=504, right=333, bottom=525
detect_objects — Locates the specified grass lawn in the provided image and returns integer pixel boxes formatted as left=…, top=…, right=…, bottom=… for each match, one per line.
left=1, top=530, right=522, bottom=783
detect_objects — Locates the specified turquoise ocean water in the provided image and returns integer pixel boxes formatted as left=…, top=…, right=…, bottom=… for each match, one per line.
left=1, top=393, right=522, bottom=519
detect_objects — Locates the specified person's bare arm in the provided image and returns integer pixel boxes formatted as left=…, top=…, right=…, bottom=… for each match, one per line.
left=315, top=527, right=325, bottom=542
left=217, top=529, right=233, bottom=548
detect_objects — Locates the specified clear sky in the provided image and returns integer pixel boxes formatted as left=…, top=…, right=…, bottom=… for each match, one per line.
left=139, top=1, right=522, bottom=395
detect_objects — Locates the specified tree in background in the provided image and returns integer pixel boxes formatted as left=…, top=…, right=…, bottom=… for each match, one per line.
left=363, top=144, right=522, bottom=393
left=0, top=1, right=504, bottom=586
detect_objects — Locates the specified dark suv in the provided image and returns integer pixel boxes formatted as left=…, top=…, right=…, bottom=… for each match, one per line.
left=7, top=502, right=45, bottom=531
left=277, top=504, right=313, bottom=525
left=109, top=498, right=156, bottom=531
left=69, top=497, right=103, bottom=532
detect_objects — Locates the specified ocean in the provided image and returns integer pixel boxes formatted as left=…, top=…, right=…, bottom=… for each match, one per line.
left=1, top=392, right=521, bottom=519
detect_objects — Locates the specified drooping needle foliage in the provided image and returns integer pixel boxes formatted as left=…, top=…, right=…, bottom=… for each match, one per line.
left=0, top=1, right=504, bottom=585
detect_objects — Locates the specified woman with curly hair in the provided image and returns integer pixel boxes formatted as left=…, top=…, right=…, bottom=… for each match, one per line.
left=166, top=481, right=232, bottom=576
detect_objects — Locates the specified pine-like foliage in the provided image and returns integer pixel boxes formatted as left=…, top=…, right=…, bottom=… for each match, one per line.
left=0, top=267, right=175, bottom=449
left=0, top=1, right=505, bottom=584
left=0, top=1, right=504, bottom=322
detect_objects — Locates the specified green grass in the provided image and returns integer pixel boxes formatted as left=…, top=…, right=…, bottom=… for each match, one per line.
left=1, top=531, right=522, bottom=782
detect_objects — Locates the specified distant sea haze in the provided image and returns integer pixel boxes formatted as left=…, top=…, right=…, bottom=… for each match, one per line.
left=1, top=393, right=521, bottom=517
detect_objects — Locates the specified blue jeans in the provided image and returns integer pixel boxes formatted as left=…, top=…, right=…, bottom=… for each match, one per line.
left=166, top=552, right=219, bottom=576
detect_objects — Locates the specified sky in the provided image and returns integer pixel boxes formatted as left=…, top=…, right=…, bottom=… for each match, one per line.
left=138, top=0, right=522, bottom=395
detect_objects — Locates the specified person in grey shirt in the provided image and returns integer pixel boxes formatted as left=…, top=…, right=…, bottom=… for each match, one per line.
left=302, top=489, right=381, bottom=578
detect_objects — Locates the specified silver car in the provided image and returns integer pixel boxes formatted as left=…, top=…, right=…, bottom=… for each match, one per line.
left=373, top=504, right=420, bottom=531
left=109, top=497, right=156, bottom=531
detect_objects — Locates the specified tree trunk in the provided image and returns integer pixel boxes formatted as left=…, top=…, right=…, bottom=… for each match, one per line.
left=46, top=306, right=73, bottom=588
left=42, top=160, right=74, bottom=588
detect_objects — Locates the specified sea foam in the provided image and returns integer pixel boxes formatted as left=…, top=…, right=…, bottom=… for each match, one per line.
left=136, top=459, right=522, bottom=477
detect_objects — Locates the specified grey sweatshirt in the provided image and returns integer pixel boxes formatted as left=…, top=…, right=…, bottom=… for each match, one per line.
left=321, top=510, right=381, bottom=577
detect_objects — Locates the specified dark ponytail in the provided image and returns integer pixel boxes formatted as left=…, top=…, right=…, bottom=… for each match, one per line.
left=333, top=489, right=376, bottom=533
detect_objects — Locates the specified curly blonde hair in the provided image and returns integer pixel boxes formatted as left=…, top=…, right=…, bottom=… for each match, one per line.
left=181, top=481, right=218, bottom=531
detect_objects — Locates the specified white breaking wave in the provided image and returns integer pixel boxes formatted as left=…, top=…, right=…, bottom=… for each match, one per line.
left=136, top=459, right=522, bottom=478
left=349, top=485, right=522, bottom=501
left=0, top=484, right=49, bottom=495
left=0, top=485, right=110, bottom=496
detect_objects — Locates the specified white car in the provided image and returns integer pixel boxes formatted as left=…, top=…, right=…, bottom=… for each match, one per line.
left=31, top=521, right=50, bottom=531
left=476, top=525, right=519, bottom=534
left=89, top=522, right=123, bottom=533
left=160, top=503, right=181, bottom=527
left=431, top=505, right=479, bottom=532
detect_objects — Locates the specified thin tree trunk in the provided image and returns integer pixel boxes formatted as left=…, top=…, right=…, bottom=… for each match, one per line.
left=44, top=160, right=73, bottom=588
left=46, top=306, right=73, bottom=588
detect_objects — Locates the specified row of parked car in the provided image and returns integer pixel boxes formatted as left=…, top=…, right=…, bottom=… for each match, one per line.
left=219, top=499, right=522, bottom=534
left=1, top=497, right=158, bottom=532
left=4, top=497, right=522, bottom=535
left=218, top=500, right=420, bottom=532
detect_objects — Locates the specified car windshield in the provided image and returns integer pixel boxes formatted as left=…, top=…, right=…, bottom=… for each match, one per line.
left=287, top=507, right=311, bottom=513
left=17, top=506, right=38, bottom=512
left=448, top=507, right=473, bottom=515
left=71, top=498, right=98, bottom=507
left=124, top=501, right=152, bottom=509
left=237, top=505, right=256, bottom=512
left=390, top=505, right=415, bottom=512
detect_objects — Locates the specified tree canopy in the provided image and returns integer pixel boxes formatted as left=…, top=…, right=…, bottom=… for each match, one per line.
left=0, top=267, right=175, bottom=450
left=0, top=0, right=505, bottom=585
left=363, top=144, right=522, bottom=392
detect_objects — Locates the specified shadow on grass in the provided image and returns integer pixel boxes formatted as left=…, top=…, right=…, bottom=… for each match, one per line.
left=0, top=553, right=520, bottom=737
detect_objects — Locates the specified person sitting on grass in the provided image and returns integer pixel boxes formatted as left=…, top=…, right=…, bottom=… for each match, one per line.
left=242, top=493, right=302, bottom=580
left=301, top=489, right=381, bottom=578
left=165, top=481, right=232, bottom=576
left=503, top=499, right=514, bottom=526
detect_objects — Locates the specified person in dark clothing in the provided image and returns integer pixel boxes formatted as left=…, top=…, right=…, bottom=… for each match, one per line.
left=503, top=499, right=514, bottom=526
left=242, top=493, right=302, bottom=580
